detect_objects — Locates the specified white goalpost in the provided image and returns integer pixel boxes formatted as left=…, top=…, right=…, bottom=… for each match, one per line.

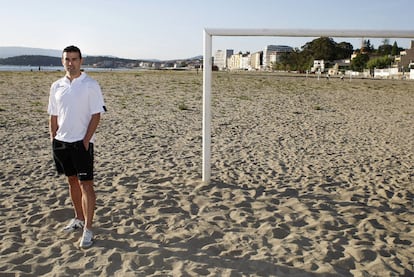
left=202, top=28, right=414, bottom=184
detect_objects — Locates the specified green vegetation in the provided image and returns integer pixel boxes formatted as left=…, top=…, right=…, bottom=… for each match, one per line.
left=351, top=53, right=369, bottom=72
left=367, top=56, right=394, bottom=70
left=274, top=37, right=354, bottom=72
left=273, top=37, right=404, bottom=73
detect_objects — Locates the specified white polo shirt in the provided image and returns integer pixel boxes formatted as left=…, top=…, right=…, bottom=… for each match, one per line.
left=48, top=72, right=106, bottom=143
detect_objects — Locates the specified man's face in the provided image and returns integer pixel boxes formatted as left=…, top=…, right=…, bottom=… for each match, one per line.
left=62, top=51, right=82, bottom=76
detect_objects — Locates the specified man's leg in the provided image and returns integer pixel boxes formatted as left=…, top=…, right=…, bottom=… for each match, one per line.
left=68, top=175, right=84, bottom=221
left=79, top=180, right=96, bottom=230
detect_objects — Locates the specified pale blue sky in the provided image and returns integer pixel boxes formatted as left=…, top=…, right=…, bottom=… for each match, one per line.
left=1, top=0, right=413, bottom=60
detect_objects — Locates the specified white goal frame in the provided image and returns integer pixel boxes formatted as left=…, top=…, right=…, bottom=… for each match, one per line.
left=202, top=28, right=414, bottom=184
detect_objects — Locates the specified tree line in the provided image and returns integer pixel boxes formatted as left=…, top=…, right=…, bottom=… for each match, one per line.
left=274, top=37, right=404, bottom=72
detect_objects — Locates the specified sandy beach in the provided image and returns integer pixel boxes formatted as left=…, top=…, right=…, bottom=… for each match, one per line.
left=0, top=70, right=413, bottom=276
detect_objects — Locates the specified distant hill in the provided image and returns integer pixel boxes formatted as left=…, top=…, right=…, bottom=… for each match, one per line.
left=0, top=46, right=62, bottom=58
left=0, top=55, right=61, bottom=66
left=0, top=55, right=138, bottom=67
left=0, top=46, right=203, bottom=68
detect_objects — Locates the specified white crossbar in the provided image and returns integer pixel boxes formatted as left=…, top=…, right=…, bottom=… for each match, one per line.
left=205, top=28, right=414, bottom=38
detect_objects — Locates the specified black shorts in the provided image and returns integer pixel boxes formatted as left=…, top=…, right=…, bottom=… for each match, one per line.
left=52, top=139, right=94, bottom=181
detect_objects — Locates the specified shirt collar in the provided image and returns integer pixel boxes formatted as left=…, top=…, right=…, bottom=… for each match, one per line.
left=63, top=72, right=86, bottom=84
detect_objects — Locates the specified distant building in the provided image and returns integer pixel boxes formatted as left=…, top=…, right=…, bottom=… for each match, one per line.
left=228, top=52, right=251, bottom=70
left=399, top=40, right=414, bottom=70
left=228, top=52, right=242, bottom=70
left=250, top=51, right=263, bottom=70
left=214, top=49, right=233, bottom=70
left=215, top=44, right=293, bottom=71
left=263, top=45, right=293, bottom=70
left=240, top=53, right=251, bottom=70
left=328, top=59, right=351, bottom=75
left=311, top=60, right=325, bottom=73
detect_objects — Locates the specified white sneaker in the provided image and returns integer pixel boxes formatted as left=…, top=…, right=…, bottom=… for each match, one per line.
left=62, top=218, right=84, bottom=233
left=80, top=229, right=94, bottom=249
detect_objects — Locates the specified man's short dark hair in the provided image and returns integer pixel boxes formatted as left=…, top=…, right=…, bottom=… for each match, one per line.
left=63, top=45, right=82, bottom=59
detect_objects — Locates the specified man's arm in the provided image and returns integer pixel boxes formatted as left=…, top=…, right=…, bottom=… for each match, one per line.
left=83, top=113, right=101, bottom=149
left=49, top=115, right=58, bottom=141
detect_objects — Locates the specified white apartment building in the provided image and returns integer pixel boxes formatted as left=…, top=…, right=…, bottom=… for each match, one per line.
left=214, top=49, right=234, bottom=70
left=250, top=51, right=262, bottom=70
left=263, top=45, right=293, bottom=70
left=311, top=60, right=325, bottom=73
left=228, top=52, right=251, bottom=70
left=228, top=53, right=241, bottom=70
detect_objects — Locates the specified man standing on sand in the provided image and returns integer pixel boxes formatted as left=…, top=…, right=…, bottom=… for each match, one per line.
left=48, top=45, right=106, bottom=248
